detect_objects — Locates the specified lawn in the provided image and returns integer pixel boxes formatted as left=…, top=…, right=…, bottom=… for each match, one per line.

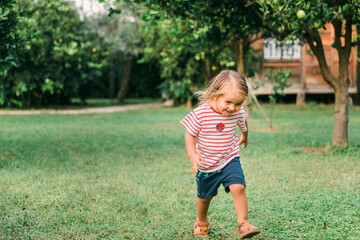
left=0, top=104, right=359, bottom=239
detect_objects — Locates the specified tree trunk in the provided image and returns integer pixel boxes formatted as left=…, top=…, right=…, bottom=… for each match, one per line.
left=331, top=18, right=351, bottom=146
left=234, top=39, right=246, bottom=75
left=202, top=59, right=210, bottom=83
left=234, top=39, right=252, bottom=118
left=186, top=98, right=192, bottom=108
left=108, top=55, right=114, bottom=100
left=116, top=56, right=133, bottom=105
left=303, top=18, right=352, bottom=146
left=333, top=85, right=349, bottom=146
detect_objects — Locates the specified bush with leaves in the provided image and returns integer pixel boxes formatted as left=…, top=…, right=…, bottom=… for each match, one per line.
left=0, top=0, right=25, bottom=105
left=0, top=0, right=22, bottom=72
left=1, top=0, right=109, bottom=107
left=140, top=13, right=203, bottom=104
left=140, top=8, right=257, bottom=105
left=263, top=68, right=292, bottom=129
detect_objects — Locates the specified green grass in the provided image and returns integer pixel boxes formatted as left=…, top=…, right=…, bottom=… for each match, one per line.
left=1, top=98, right=160, bottom=110
left=0, top=104, right=359, bottom=239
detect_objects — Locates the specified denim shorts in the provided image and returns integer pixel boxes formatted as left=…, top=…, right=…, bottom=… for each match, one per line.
left=196, top=157, right=246, bottom=199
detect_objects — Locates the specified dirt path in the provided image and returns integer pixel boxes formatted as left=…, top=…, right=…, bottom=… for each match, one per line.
left=0, top=102, right=163, bottom=115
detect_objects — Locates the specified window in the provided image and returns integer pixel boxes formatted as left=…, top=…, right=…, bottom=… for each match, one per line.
left=264, top=38, right=301, bottom=60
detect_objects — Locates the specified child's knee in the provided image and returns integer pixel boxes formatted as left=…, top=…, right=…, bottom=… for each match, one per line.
left=229, top=184, right=246, bottom=193
left=197, top=197, right=213, bottom=203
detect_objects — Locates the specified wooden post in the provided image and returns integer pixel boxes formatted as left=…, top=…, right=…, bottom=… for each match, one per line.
left=354, top=26, right=360, bottom=105
left=296, top=44, right=306, bottom=105
left=352, top=44, right=360, bottom=105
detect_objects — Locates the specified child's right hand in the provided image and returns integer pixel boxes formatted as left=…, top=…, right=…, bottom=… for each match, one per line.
left=190, top=154, right=204, bottom=175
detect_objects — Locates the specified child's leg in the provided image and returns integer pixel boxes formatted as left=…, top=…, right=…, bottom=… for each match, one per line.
left=197, top=197, right=213, bottom=222
left=230, top=184, right=260, bottom=238
left=229, top=184, right=248, bottom=223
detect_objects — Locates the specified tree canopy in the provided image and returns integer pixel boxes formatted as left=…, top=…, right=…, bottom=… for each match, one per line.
left=124, top=0, right=360, bottom=146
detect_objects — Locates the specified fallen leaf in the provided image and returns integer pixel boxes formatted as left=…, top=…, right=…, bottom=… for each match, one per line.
left=322, top=222, right=328, bottom=230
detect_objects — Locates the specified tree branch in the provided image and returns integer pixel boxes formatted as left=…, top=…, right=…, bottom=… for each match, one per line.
left=344, top=15, right=352, bottom=57
left=244, top=1, right=256, bottom=7
left=304, top=29, right=338, bottom=89
left=248, top=33, right=264, bottom=44
left=333, top=18, right=343, bottom=52
left=351, top=40, right=360, bottom=46
left=250, top=7, right=287, bottom=40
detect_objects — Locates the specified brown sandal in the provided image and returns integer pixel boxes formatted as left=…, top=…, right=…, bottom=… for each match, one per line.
left=238, top=220, right=260, bottom=239
left=194, top=219, right=210, bottom=237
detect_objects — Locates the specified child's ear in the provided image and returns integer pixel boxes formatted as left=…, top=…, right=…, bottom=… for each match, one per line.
left=212, top=94, right=220, bottom=101
left=209, top=96, right=216, bottom=103
left=240, top=94, right=248, bottom=103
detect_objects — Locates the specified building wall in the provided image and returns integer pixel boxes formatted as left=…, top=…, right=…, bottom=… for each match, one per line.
left=251, top=24, right=357, bottom=95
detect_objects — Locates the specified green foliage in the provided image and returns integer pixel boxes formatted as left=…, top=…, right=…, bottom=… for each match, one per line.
left=97, top=1, right=142, bottom=58
left=108, top=7, right=122, bottom=17
left=126, top=62, right=162, bottom=99
left=0, top=105, right=359, bottom=238
left=0, top=0, right=23, bottom=76
left=244, top=47, right=263, bottom=78
left=140, top=14, right=203, bottom=103
left=1, top=0, right=109, bottom=107
left=140, top=0, right=263, bottom=40
left=263, top=68, right=292, bottom=128
left=136, top=1, right=266, bottom=104
left=96, top=1, right=145, bottom=102
left=251, top=0, right=360, bottom=43
left=158, top=78, right=193, bottom=103
left=264, top=68, right=292, bottom=98
left=0, top=0, right=24, bottom=107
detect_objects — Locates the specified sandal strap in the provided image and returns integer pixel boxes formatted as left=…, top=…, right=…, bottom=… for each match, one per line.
left=238, top=221, right=258, bottom=233
left=195, top=221, right=210, bottom=227
left=238, top=220, right=250, bottom=228
left=194, top=226, right=208, bottom=232
left=194, top=220, right=210, bottom=235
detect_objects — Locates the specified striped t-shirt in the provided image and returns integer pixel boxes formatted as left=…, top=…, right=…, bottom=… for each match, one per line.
left=180, top=103, right=247, bottom=173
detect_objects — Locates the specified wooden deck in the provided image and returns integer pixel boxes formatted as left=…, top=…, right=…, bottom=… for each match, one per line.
left=252, top=82, right=358, bottom=95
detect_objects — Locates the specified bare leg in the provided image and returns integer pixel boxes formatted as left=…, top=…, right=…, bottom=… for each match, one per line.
left=197, top=197, right=213, bottom=222
left=229, top=184, right=248, bottom=223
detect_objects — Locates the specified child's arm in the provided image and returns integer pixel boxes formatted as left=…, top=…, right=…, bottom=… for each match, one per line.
left=185, top=131, right=204, bottom=175
left=239, top=119, right=248, bottom=149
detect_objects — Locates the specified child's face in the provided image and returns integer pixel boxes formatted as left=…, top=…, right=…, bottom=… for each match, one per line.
left=212, top=90, right=246, bottom=117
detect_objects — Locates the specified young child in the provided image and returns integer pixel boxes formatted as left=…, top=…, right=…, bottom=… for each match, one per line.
left=180, top=70, right=260, bottom=239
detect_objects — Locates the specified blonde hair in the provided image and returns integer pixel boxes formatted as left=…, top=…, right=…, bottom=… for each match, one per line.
left=196, top=70, right=248, bottom=105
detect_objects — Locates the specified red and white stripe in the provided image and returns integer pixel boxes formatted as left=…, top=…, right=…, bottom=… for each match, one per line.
left=180, top=103, right=247, bottom=173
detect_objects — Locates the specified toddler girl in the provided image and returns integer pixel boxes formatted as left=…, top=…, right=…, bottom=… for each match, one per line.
left=180, top=70, right=260, bottom=239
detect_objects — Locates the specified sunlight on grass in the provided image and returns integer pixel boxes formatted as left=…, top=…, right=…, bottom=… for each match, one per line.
left=0, top=104, right=359, bottom=239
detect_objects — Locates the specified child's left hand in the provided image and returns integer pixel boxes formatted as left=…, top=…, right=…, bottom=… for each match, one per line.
left=239, top=135, right=248, bottom=149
